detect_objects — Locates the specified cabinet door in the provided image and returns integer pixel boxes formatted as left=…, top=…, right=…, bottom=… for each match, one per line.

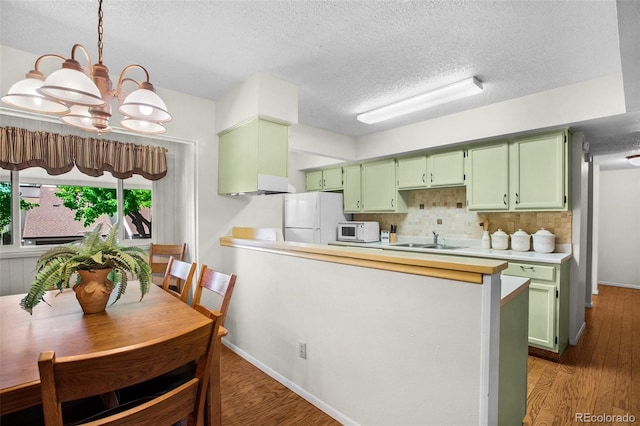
left=343, top=164, right=362, bottom=212
left=467, top=142, right=510, bottom=210
left=305, top=170, right=323, bottom=191
left=362, top=159, right=397, bottom=211
left=257, top=119, right=288, bottom=178
left=398, top=156, right=427, bottom=189
left=512, top=131, right=566, bottom=210
left=528, top=282, right=556, bottom=350
left=218, top=124, right=256, bottom=194
left=322, top=167, right=343, bottom=191
left=428, top=150, right=465, bottom=187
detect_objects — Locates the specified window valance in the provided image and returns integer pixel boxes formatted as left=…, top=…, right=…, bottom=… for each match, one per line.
left=0, top=127, right=167, bottom=180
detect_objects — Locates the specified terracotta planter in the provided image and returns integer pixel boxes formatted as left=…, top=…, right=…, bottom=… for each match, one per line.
left=74, top=269, right=114, bottom=314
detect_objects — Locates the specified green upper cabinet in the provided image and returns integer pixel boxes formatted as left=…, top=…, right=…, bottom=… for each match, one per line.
left=361, top=159, right=408, bottom=213
left=397, top=155, right=428, bottom=190
left=511, top=130, right=569, bottom=210
left=427, top=150, right=465, bottom=187
left=467, top=129, right=570, bottom=212
left=343, top=164, right=362, bottom=213
left=218, top=117, right=289, bottom=195
left=305, top=167, right=344, bottom=192
left=305, top=170, right=323, bottom=191
left=467, top=141, right=510, bottom=211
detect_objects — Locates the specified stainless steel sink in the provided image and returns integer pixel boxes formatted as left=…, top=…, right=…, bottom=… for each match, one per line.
left=391, top=243, right=466, bottom=250
left=391, top=242, right=429, bottom=248
left=420, top=244, right=466, bottom=250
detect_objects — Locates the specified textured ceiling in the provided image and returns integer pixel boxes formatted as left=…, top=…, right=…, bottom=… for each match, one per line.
left=1, top=0, right=639, bottom=168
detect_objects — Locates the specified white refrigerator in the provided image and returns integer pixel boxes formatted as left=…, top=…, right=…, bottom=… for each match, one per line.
left=284, top=192, right=351, bottom=244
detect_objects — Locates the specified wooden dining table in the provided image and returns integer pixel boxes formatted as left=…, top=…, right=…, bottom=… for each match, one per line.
left=0, top=284, right=212, bottom=416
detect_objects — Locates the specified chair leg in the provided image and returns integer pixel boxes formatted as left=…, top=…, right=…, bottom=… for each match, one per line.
left=208, top=336, right=223, bottom=426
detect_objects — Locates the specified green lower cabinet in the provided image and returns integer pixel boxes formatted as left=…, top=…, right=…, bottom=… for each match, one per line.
left=499, top=285, right=529, bottom=426
left=502, top=261, right=569, bottom=355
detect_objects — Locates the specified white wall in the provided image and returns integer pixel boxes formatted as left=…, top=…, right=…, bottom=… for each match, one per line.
left=597, top=168, right=640, bottom=288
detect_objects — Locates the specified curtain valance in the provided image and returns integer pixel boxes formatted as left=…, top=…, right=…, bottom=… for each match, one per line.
left=0, top=127, right=167, bottom=180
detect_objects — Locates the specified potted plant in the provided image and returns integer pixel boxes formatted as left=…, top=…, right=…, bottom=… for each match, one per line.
left=20, top=221, right=152, bottom=314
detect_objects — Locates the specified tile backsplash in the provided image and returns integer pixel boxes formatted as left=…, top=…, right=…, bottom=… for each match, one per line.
left=354, top=187, right=572, bottom=244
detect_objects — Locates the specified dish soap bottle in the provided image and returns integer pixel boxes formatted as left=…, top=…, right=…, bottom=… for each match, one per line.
left=481, top=230, right=491, bottom=248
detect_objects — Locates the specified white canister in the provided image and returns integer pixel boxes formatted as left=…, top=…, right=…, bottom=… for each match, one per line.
left=491, top=229, right=509, bottom=250
left=533, top=228, right=556, bottom=253
left=511, top=229, right=531, bottom=252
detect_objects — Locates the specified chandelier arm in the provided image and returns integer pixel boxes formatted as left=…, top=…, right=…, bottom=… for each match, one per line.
left=33, top=54, right=66, bottom=72
left=115, top=64, right=152, bottom=101
left=70, top=44, right=95, bottom=77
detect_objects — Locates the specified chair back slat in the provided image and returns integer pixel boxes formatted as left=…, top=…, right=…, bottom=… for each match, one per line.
left=149, top=243, right=187, bottom=284
left=192, top=265, right=237, bottom=327
left=162, top=257, right=197, bottom=303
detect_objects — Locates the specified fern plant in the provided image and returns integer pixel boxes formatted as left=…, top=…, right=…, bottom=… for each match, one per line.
left=20, top=221, right=152, bottom=314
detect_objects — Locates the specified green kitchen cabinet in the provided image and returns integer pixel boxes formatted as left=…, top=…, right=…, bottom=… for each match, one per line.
left=343, top=164, right=362, bottom=212
left=218, top=117, right=288, bottom=195
left=466, top=141, right=510, bottom=211
left=502, top=260, right=570, bottom=355
left=511, top=130, right=569, bottom=210
left=427, top=150, right=465, bottom=187
left=305, top=167, right=343, bottom=192
left=305, top=170, right=323, bottom=191
left=397, top=155, right=428, bottom=189
left=361, top=159, right=408, bottom=212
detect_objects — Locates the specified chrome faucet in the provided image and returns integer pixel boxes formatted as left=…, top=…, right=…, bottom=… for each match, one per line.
left=432, top=231, right=439, bottom=245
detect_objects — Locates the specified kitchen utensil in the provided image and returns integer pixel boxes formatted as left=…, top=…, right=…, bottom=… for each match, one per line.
left=491, top=229, right=509, bottom=250
left=511, top=229, right=531, bottom=252
left=533, top=228, right=556, bottom=253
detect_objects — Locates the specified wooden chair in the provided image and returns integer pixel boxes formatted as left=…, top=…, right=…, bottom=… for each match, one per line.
left=149, top=243, right=187, bottom=286
left=162, top=257, right=197, bottom=304
left=37, top=311, right=222, bottom=426
left=191, top=265, right=237, bottom=426
left=192, top=265, right=237, bottom=327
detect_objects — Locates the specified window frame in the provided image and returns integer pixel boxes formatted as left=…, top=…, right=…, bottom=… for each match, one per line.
left=0, top=170, right=151, bottom=257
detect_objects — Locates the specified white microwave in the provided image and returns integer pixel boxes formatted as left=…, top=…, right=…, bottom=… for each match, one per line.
left=337, top=221, right=380, bottom=242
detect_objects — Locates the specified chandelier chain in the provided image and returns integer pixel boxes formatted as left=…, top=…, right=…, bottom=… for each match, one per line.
left=97, top=0, right=104, bottom=64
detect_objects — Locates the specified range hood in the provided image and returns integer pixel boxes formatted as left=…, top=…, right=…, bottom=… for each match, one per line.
left=228, top=174, right=293, bottom=196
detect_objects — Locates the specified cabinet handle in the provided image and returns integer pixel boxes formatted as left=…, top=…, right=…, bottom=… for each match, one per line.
left=391, top=198, right=394, bottom=208
left=422, top=173, right=426, bottom=183
left=357, top=200, right=360, bottom=209
left=323, top=179, right=326, bottom=187
left=430, top=173, right=433, bottom=183
left=319, top=179, right=322, bottom=187
left=519, top=266, right=535, bottom=271
left=503, top=194, right=507, bottom=205
left=515, top=193, right=520, bottom=204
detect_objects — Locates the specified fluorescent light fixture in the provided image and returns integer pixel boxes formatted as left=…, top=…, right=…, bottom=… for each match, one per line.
left=627, top=154, right=640, bottom=166
left=357, top=77, right=483, bottom=124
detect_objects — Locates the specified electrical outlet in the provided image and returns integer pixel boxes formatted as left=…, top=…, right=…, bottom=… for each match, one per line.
left=298, top=341, right=307, bottom=359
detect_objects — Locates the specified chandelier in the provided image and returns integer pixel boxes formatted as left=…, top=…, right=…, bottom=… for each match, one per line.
left=1, top=0, right=171, bottom=134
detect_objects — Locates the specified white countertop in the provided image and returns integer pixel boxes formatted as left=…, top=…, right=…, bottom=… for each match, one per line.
left=501, top=275, right=530, bottom=305
left=330, top=237, right=572, bottom=264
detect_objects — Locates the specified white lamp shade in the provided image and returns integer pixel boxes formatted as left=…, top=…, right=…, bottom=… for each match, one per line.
left=60, top=105, right=110, bottom=132
left=118, top=89, right=171, bottom=122
left=120, top=117, right=166, bottom=134
left=1, top=77, right=69, bottom=114
left=38, top=68, right=105, bottom=106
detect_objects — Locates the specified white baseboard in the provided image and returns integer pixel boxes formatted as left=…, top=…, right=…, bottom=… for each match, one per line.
left=570, top=321, right=587, bottom=346
left=598, top=281, right=640, bottom=290
left=223, top=340, right=358, bottom=426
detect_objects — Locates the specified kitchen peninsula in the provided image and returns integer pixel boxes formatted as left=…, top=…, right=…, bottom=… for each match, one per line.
left=219, top=235, right=529, bottom=425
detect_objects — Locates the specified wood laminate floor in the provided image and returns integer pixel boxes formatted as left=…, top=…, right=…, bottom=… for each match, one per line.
left=525, top=284, right=639, bottom=426
left=220, top=284, right=639, bottom=425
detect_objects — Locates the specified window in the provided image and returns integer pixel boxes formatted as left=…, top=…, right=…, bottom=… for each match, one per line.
left=1, top=166, right=153, bottom=247
left=0, top=168, right=12, bottom=245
